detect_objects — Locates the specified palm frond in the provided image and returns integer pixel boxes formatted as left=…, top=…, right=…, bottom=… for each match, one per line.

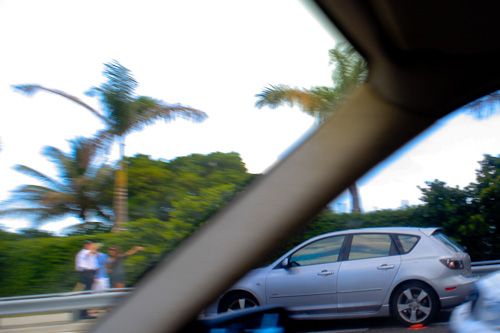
left=91, top=129, right=116, bottom=154
left=11, top=184, right=61, bottom=196
left=120, top=96, right=208, bottom=135
left=255, top=85, right=315, bottom=109
left=0, top=206, right=72, bottom=224
left=12, top=84, right=109, bottom=124
left=329, top=42, right=368, bottom=93
left=86, top=60, right=138, bottom=120
left=13, top=165, right=67, bottom=191
left=69, top=137, right=103, bottom=170
left=12, top=84, right=41, bottom=96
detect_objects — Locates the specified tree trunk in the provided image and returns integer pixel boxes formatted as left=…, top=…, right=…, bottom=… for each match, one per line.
left=348, top=183, right=362, bottom=213
left=111, top=138, right=128, bottom=233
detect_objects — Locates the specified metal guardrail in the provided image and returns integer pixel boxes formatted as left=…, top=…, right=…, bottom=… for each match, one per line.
left=0, top=289, right=131, bottom=317
left=471, top=260, right=500, bottom=276
left=0, top=261, right=499, bottom=319
left=471, top=260, right=500, bottom=266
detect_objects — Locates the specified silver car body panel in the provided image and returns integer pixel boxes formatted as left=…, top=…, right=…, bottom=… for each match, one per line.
left=205, top=227, right=478, bottom=320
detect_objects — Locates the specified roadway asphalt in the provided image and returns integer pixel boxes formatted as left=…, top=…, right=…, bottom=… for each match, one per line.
left=294, top=310, right=452, bottom=332
left=0, top=310, right=453, bottom=333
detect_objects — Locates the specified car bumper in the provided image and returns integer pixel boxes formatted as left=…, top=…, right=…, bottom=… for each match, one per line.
left=437, top=275, right=478, bottom=309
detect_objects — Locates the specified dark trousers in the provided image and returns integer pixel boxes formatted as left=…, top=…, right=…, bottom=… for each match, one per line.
left=82, top=269, right=96, bottom=290
left=80, top=269, right=97, bottom=318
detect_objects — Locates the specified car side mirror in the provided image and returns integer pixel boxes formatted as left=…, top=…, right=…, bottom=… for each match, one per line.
left=281, top=257, right=290, bottom=268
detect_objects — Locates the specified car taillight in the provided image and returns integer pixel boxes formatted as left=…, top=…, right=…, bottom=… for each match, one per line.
left=440, top=258, right=464, bottom=269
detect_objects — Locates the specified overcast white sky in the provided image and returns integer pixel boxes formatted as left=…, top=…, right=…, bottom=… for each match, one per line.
left=1, top=0, right=499, bottom=234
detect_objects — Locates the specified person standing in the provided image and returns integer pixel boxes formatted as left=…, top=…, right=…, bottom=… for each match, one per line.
left=92, top=243, right=111, bottom=291
left=92, top=243, right=111, bottom=290
left=75, top=240, right=99, bottom=319
left=108, top=245, right=144, bottom=288
left=74, top=240, right=92, bottom=291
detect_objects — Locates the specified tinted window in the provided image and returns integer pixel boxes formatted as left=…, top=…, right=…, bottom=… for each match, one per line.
left=290, top=236, right=345, bottom=266
left=395, top=234, right=420, bottom=254
left=433, top=231, right=465, bottom=252
left=348, top=234, right=393, bottom=260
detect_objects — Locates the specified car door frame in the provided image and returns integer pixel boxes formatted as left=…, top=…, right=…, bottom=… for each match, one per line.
left=264, top=234, right=349, bottom=315
left=336, top=232, right=402, bottom=313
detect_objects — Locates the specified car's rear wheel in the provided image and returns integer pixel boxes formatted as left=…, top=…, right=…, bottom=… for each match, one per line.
left=219, top=292, right=259, bottom=313
left=391, top=282, right=439, bottom=326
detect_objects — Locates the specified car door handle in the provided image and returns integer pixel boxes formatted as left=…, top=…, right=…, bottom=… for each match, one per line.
left=317, top=270, right=334, bottom=276
left=377, top=264, right=395, bottom=270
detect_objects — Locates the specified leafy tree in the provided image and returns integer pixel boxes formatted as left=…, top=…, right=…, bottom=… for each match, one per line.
left=12, top=61, right=208, bottom=231
left=465, top=155, right=500, bottom=258
left=0, top=138, right=114, bottom=227
left=127, top=152, right=255, bottom=221
left=255, top=42, right=368, bottom=212
left=415, top=155, right=500, bottom=260
left=418, top=180, right=470, bottom=227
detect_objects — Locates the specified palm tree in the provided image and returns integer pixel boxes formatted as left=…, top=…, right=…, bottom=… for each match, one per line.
left=0, top=138, right=114, bottom=226
left=255, top=42, right=368, bottom=213
left=13, top=60, right=208, bottom=231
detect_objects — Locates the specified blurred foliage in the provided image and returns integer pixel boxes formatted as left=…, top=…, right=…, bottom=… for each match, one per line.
left=0, top=138, right=115, bottom=226
left=2, top=153, right=500, bottom=297
left=262, top=155, right=500, bottom=263
left=0, top=152, right=256, bottom=296
left=127, top=152, right=255, bottom=221
left=13, top=61, right=208, bottom=230
left=64, top=222, right=113, bottom=236
left=17, top=228, right=55, bottom=239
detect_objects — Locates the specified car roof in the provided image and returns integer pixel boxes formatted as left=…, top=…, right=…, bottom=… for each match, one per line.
left=308, top=227, right=441, bottom=240
left=92, top=2, right=500, bottom=332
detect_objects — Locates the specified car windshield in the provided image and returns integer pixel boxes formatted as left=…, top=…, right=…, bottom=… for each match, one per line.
left=1, top=2, right=500, bottom=331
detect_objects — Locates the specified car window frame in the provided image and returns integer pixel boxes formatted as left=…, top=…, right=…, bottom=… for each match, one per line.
left=287, top=234, right=348, bottom=267
left=343, top=233, right=400, bottom=261
left=391, top=233, right=421, bottom=255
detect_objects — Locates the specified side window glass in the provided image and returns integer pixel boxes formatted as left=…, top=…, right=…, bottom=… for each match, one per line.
left=348, top=234, right=393, bottom=260
left=289, top=236, right=345, bottom=266
left=395, top=234, right=420, bottom=254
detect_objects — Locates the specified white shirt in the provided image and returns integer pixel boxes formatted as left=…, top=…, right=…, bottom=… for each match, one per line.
left=75, top=249, right=99, bottom=271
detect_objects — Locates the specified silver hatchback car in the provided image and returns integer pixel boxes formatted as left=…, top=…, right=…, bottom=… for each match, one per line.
left=205, top=227, right=478, bottom=326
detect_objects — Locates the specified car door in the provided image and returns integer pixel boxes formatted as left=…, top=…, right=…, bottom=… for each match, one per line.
left=337, top=233, right=401, bottom=313
left=265, top=235, right=346, bottom=315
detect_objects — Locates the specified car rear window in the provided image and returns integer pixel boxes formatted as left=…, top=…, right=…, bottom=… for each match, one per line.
left=432, top=231, right=465, bottom=252
left=394, top=234, right=420, bottom=254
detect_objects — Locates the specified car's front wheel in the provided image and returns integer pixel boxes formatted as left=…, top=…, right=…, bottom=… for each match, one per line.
left=390, top=282, right=439, bottom=326
left=219, top=292, right=259, bottom=313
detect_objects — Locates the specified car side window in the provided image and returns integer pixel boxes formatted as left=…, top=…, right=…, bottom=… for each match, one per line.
left=348, top=234, right=394, bottom=260
left=394, top=234, right=420, bottom=254
left=289, top=236, right=345, bottom=266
